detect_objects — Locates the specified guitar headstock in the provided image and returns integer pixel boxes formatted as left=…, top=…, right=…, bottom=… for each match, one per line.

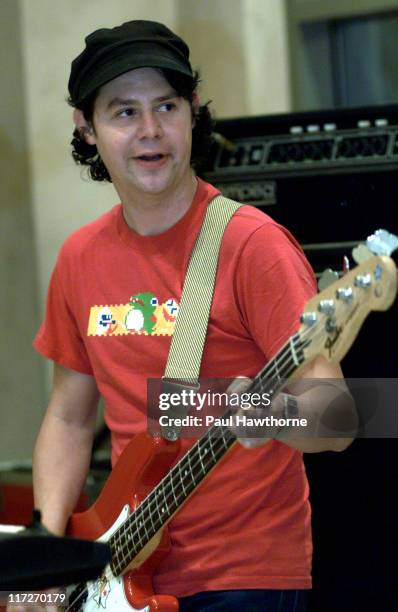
left=299, top=255, right=397, bottom=364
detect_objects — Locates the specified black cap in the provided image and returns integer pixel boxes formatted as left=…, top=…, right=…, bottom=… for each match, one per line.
left=68, top=20, right=193, bottom=105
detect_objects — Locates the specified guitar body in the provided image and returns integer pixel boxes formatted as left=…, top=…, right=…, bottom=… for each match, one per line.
left=67, top=433, right=180, bottom=611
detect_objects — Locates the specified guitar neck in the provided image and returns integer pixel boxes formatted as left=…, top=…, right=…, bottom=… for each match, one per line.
left=107, top=330, right=307, bottom=575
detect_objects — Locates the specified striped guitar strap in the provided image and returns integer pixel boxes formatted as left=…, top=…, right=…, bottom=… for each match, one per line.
left=161, top=195, right=242, bottom=441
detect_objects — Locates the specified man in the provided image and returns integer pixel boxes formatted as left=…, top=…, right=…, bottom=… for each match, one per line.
left=32, top=20, right=355, bottom=611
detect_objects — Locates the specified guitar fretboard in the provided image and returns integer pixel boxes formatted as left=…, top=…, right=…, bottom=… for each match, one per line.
left=109, top=330, right=308, bottom=575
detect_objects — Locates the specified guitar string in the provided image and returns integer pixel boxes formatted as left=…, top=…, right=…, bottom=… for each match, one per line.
left=111, top=423, right=237, bottom=573
left=65, top=416, right=247, bottom=611
left=109, top=329, right=310, bottom=572
left=63, top=421, right=239, bottom=611
left=109, top=330, right=309, bottom=573
left=64, top=437, right=234, bottom=609
left=65, top=325, right=317, bottom=610
left=69, top=274, right=365, bottom=608
left=64, top=418, right=239, bottom=611
left=65, top=326, right=311, bottom=611
left=112, top=335, right=300, bottom=524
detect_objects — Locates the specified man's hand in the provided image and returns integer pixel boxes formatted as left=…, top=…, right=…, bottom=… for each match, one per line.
left=227, top=356, right=358, bottom=452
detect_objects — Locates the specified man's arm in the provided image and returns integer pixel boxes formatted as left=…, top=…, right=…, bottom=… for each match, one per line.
left=33, top=363, right=99, bottom=535
left=235, top=356, right=357, bottom=453
left=277, top=355, right=357, bottom=453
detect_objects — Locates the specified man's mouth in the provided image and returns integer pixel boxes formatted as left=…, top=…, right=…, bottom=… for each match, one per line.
left=136, top=154, right=166, bottom=161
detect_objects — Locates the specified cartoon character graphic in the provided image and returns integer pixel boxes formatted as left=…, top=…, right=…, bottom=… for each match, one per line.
left=163, top=298, right=179, bottom=321
left=88, top=294, right=180, bottom=336
left=152, top=297, right=180, bottom=334
left=125, top=292, right=158, bottom=334
left=96, top=307, right=118, bottom=336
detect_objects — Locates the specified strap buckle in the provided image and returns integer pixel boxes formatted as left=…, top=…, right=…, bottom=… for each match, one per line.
left=160, top=377, right=201, bottom=441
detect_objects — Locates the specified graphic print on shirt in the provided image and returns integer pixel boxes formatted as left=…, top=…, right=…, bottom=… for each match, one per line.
left=87, top=292, right=180, bottom=336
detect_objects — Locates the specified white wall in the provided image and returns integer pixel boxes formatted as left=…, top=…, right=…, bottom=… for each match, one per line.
left=1, top=0, right=290, bottom=461
left=244, top=0, right=290, bottom=116
left=21, top=0, right=290, bottom=310
left=20, top=0, right=177, bottom=307
left=178, top=0, right=291, bottom=118
left=0, top=0, right=45, bottom=462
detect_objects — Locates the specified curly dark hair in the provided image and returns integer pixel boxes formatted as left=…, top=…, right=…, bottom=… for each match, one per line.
left=68, top=69, right=214, bottom=182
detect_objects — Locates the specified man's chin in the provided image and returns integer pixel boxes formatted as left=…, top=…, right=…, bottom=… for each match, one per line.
left=129, top=177, right=173, bottom=197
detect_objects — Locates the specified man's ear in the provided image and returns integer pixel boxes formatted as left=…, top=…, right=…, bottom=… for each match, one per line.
left=73, top=109, right=96, bottom=145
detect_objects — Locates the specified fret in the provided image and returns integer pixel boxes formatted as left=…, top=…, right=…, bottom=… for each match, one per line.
left=110, top=556, right=120, bottom=577
left=136, top=504, right=150, bottom=544
left=108, top=536, right=118, bottom=574
left=109, top=537, right=119, bottom=568
left=273, top=354, right=282, bottom=382
left=198, top=440, right=207, bottom=475
left=293, top=334, right=306, bottom=364
left=180, top=456, right=189, bottom=486
left=154, top=483, right=163, bottom=528
left=256, top=371, right=271, bottom=395
left=114, top=529, right=125, bottom=569
left=147, top=492, right=158, bottom=535
left=291, top=335, right=299, bottom=362
left=259, top=373, right=266, bottom=395
left=186, top=451, right=196, bottom=485
left=121, top=529, right=130, bottom=568
left=130, top=509, right=143, bottom=552
left=111, top=531, right=128, bottom=575
left=168, top=468, right=179, bottom=510
left=214, top=437, right=226, bottom=464
left=257, top=333, right=303, bottom=388
left=122, top=528, right=132, bottom=567
left=160, top=479, right=169, bottom=518
left=178, top=459, right=188, bottom=497
left=209, top=434, right=218, bottom=464
left=220, top=428, right=230, bottom=450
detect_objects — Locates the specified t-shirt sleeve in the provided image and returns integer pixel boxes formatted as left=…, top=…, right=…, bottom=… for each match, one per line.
left=235, top=221, right=317, bottom=360
left=34, top=262, right=93, bottom=375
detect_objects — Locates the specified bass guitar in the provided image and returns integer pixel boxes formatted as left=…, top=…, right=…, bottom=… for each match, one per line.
left=66, top=232, right=397, bottom=611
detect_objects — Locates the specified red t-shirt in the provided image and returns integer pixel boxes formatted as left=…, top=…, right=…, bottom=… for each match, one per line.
left=34, top=178, right=316, bottom=596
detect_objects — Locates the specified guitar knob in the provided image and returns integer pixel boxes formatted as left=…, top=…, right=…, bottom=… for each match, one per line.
left=336, top=287, right=353, bottom=301
left=318, top=299, right=335, bottom=315
left=354, top=274, right=372, bottom=288
left=300, top=312, right=318, bottom=326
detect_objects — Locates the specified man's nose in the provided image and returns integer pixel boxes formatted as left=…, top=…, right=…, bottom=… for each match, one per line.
left=138, top=111, right=162, bottom=139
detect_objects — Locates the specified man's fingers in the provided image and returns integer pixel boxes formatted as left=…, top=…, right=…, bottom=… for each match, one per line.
left=226, top=376, right=252, bottom=395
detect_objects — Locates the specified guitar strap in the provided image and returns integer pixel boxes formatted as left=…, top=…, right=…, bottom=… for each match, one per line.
left=160, top=194, right=242, bottom=441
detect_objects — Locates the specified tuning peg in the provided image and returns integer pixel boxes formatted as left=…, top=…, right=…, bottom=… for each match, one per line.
left=336, top=287, right=353, bottom=301
left=318, top=268, right=339, bottom=292
left=354, top=273, right=372, bottom=288
left=366, top=229, right=398, bottom=256
left=352, top=243, right=374, bottom=264
left=343, top=256, right=350, bottom=274
left=318, top=299, right=335, bottom=315
left=300, top=312, right=317, bottom=326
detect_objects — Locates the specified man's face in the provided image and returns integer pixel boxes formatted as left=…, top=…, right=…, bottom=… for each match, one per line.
left=81, top=67, right=195, bottom=199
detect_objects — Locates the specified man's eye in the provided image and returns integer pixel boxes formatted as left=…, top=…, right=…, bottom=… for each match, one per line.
left=117, top=108, right=135, bottom=118
left=157, top=102, right=176, bottom=112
